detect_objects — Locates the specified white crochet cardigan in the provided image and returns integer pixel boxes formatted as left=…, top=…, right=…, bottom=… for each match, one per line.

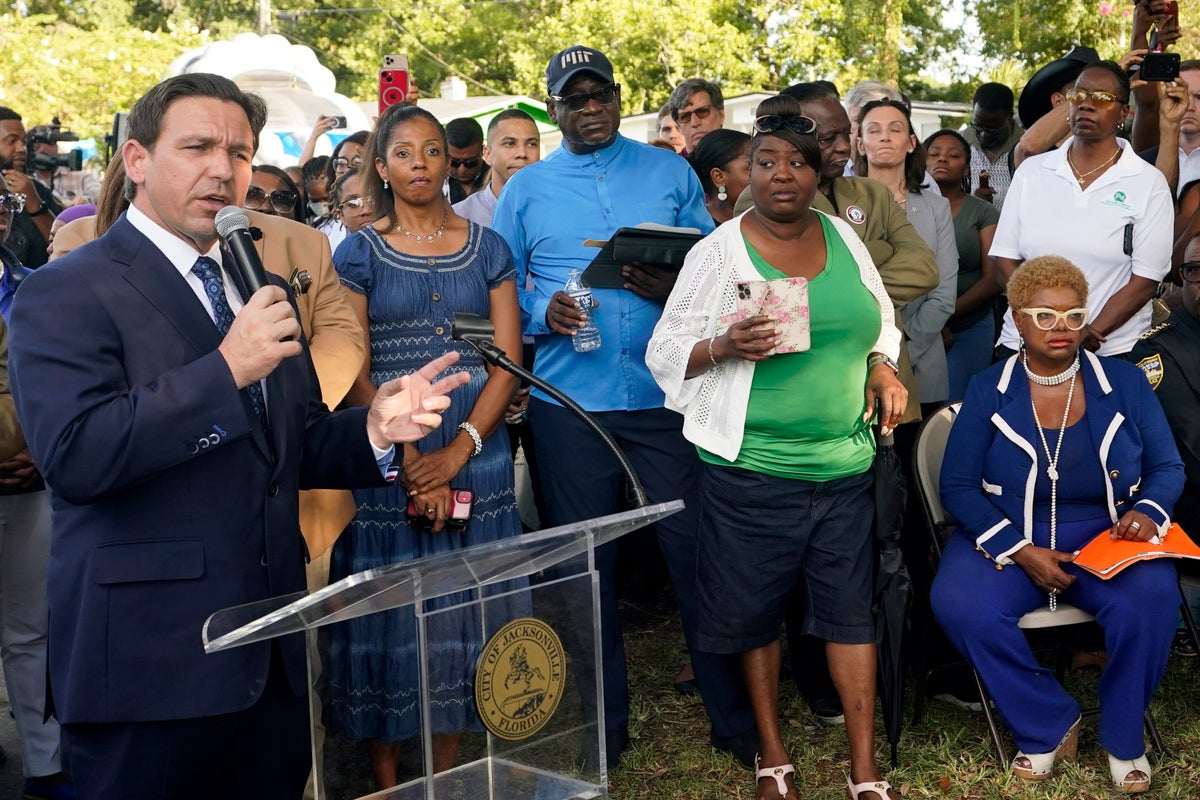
left=647, top=209, right=902, bottom=462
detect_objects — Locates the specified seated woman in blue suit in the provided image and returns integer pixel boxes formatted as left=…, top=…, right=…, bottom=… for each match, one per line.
left=931, top=256, right=1184, bottom=795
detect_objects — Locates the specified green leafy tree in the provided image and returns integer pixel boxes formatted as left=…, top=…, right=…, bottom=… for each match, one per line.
left=0, top=11, right=209, bottom=139
left=969, top=0, right=1195, bottom=65
left=3, top=0, right=972, bottom=139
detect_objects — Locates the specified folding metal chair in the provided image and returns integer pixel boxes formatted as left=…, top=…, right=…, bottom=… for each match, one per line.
left=1179, top=568, right=1200, bottom=655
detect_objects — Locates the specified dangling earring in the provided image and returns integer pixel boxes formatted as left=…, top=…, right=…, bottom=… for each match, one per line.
left=717, top=184, right=727, bottom=204
left=383, top=178, right=389, bottom=190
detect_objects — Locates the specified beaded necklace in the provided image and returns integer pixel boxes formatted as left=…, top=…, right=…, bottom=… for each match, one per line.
left=1023, top=350, right=1080, bottom=386
left=1026, top=361, right=1078, bottom=612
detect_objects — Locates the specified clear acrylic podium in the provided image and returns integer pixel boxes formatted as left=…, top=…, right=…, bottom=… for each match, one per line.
left=203, top=501, right=682, bottom=800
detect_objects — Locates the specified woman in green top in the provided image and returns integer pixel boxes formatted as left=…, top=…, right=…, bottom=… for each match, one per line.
left=924, top=129, right=1002, bottom=402
left=649, top=95, right=906, bottom=800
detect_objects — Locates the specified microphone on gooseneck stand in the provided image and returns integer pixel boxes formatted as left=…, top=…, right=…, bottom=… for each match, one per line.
left=451, top=312, right=649, bottom=508
left=214, top=206, right=269, bottom=296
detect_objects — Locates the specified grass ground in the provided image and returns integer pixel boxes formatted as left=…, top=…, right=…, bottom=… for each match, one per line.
left=610, top=598, right=1200, bottom=800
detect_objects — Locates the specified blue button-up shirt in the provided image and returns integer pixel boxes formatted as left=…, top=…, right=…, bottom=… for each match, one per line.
left=492, top=135, right=712, bottom=412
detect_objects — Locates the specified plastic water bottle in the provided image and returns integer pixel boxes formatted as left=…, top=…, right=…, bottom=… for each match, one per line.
left=564, top=269, right=601, bottom=353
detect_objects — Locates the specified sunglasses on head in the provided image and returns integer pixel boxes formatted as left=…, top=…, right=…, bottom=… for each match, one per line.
left=244, top=185, right=298, bottom=215
left=753, top=114, right=818, bottom=137
left=332, top=155, right=363, bottom=173
left=449, top=157, right=481, bottom=170
left=1019, top=307, right=1090, bottom=331
left=677, top=104, right=716, bottom=125
left=0, top=192, right=25, bottom=213
left=1180, top=262, right=1200, bottom=284
left=1064, top=87, right=1125, bottom=106
left=550, top=84, right=620, bottom=112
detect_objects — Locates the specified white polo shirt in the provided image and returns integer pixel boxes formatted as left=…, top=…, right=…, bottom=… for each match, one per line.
left=991, top=137, right=1172, bottom=356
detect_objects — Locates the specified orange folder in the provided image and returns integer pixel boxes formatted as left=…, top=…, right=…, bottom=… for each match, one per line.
left=1073, top=522, right=1200, bottom=579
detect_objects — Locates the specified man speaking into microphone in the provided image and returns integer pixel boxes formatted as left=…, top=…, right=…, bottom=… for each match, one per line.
left=8, top=73, right=469, bottom=800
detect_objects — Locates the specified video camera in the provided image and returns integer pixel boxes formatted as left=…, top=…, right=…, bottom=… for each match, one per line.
left=26, top=118, right=83, bottom=173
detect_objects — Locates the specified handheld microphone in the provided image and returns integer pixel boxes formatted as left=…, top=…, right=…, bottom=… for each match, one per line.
left=214, top=206, right=269, bottom=296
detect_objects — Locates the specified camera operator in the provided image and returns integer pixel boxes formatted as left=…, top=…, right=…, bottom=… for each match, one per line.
left=27, top=121, right=99, bottom=206
left=0, top=108, right=61, bottom=268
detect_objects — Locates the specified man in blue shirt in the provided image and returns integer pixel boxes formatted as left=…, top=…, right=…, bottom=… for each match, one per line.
left=492, top=45, right=757, bottom=769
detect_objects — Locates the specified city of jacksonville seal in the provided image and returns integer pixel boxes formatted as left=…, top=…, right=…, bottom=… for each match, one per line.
left=475, top=617, right=566, bottom=740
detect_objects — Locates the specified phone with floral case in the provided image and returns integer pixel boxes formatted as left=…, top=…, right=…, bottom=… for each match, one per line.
left=720, top=277, right=811, bottom=353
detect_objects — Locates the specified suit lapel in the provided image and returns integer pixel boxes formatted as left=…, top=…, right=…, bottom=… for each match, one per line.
left=1080, top=352, right=1122, bottom=454
left=112, top=218, right=223, bottom=358
left=111, top=216, right=276, bottom=463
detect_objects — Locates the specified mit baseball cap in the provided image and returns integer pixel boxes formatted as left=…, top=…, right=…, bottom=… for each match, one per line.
left=546, top=46, right=616, bottom=96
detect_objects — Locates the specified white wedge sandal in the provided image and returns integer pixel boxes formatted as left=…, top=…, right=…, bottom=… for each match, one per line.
left=1108, top=752, right=1151, bottom=794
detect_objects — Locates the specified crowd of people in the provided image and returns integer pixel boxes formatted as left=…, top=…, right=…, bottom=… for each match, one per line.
left=1, top=2, right=1200, bottom=798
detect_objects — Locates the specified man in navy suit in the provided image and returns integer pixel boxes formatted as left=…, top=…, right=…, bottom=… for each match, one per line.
left=7, top=73, right=468, bottom=800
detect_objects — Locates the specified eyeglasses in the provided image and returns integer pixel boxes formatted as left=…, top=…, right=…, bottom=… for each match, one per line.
left=0, top=193, right=25, bottom=213
left=753, top=115, right=818, bottom=137
left=1180, top=262, right=1200, bottom=284
left=336, top=197, right=370, bottom=214
left=244, top=185, right=298, bottom=214
left=1064, top=87, right=1125, bottom=106
left=449, top=157, right=481, bottom=170
left=332, top=156, right=362, bottom=173
left=677, top=104, right=716, bottom=125
left=1019, top=307, right=1090, bottom=331
left=550, top=84, right=620, bottom=112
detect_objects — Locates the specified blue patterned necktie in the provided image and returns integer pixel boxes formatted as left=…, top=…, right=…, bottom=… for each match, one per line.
left=191, top=256, right=266, bottom=424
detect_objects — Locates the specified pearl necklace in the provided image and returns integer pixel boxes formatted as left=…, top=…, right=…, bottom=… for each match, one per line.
left=1023, top=351, right=1080, bottom=386
left=1030, top=372, right=1077, bottom=612
left=1066, top=144, right=1120, bottom=187
left=395, top=205, right=447, bottom=243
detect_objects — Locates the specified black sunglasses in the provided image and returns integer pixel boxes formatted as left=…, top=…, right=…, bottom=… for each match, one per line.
left=1180, top=262, right=1200, bottom=284
left=449, top=157, right=481, bottom=170
left=550, top=83, right=620, bottom=112
left=753, top=114, right=818, bottom=137
left=244, top=185, right=298, bottom=215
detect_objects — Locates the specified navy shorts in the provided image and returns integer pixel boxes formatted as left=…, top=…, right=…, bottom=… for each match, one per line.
left=695, top=464, right=876, bottom=654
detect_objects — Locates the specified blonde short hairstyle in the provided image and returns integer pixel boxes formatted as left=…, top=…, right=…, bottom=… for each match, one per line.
left=1007, top=255, right=1089, bottom=310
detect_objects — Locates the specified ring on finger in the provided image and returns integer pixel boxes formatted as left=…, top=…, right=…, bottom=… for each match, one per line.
left=1129, top=521, right=1142, bottom=530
